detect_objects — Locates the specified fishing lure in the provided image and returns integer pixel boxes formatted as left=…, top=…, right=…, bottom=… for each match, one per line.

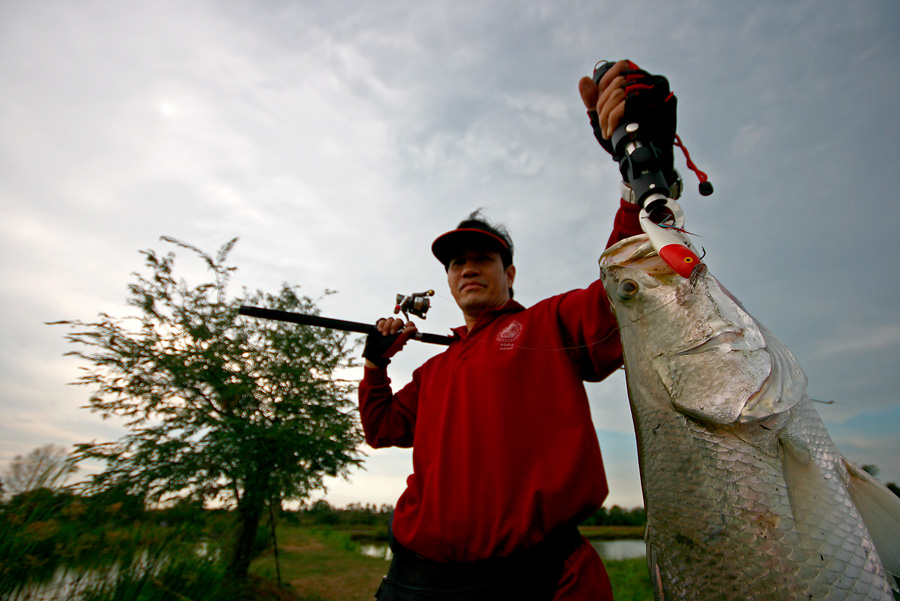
left=638, top=199, right=705, bottom=281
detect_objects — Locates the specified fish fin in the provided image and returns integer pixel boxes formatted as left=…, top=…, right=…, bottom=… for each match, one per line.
left=652, top=563, right=667, bottom=601
left=844, top=459, right=900, bottom=587
left=740, top=324, right=807, bottom=421
left=645, top=534, right=667, bottom=601
left=780, top=432, right=831, bottom=541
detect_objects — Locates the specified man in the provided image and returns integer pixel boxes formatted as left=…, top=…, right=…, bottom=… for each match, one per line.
left=358, top=60, right=676, bottom=600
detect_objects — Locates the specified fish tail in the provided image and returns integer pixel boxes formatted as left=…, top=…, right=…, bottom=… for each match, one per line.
left=845, top=460, right=900, bottom=590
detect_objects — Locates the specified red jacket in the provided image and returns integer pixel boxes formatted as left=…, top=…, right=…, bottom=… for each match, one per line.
left=358, top=201, right=642, bottom=562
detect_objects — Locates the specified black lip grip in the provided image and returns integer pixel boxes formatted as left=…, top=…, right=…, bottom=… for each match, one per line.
left=590, top=59, right=674, bottom=209
left=592, top=59, right=712, bottom=199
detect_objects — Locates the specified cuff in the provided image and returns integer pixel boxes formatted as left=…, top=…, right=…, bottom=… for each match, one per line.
left=363, top=365, right=390, bottom=383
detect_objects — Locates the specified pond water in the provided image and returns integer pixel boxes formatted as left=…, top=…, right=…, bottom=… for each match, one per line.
left=8, top=542, right=220, bottom=601
left=357, top=539, right=646, bottom=562
left=589, top=539, right=646, bottom=561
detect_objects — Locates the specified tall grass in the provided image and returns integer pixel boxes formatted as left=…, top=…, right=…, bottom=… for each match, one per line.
left=0, top=488, right=231, bottom=601
left=80, top=548, right=226, bottom=601
left=5, top=539, right=227, bottom=601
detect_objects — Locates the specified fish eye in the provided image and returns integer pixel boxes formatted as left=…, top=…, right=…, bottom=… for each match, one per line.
left=617, top=279, right=639, bottom=300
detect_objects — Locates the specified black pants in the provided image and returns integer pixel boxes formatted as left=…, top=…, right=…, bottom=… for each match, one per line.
left=375, top=525, right=582, bottom=601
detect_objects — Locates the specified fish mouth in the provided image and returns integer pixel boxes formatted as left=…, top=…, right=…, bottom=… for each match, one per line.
left=604, top=234, right=808, bottom=425
left=600, top=234, right=656, bottom=268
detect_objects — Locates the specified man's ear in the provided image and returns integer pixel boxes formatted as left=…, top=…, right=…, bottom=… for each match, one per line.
left=506, top=264, right=516, bottom=288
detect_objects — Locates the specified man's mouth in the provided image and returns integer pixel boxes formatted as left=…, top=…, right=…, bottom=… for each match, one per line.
left=460, top=281, right=485, bottom=292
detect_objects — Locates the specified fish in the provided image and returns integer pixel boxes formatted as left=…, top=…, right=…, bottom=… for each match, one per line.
left=598, top=233, right=900, bottom=601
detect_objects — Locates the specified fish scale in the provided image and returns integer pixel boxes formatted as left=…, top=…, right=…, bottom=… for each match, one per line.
left=600, top=234, right=897, bottom=600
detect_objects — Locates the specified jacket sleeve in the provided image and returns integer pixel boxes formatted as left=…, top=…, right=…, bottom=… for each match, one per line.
left=358, top=366, right=419, bottom=448
left=556, top=199, right=643, bottom=381
left=607, top=198, right=643, bottom=247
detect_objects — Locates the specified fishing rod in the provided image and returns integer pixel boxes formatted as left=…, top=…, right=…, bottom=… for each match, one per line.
left=591, top=59, right=713, bottom=281
left=239, top=289, right=455, bottom=346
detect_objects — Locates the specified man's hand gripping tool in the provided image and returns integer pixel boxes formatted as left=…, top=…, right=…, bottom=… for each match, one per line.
left=592, top=60, right=708, bottom=281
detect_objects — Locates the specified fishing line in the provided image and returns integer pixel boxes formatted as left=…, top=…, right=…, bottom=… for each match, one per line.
left=420, top=281, right=690, bottom=354
left=428, top=288, right=624, bottom=353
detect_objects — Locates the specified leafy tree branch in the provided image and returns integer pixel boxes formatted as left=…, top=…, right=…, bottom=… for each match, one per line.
left=50, top=236, right=364, bottom=582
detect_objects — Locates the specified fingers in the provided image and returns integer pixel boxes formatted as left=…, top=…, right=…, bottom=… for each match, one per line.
left=597, top=61, right=631, bottom=139
left=581, top=60, right=631, bottom=139
left=375, top=317, right=402, bottom=335
left=578, top=76, right=599, bottom=110
left=599, top=88, right=627, bottom=139
left=580, top=61, right=628, bottom=113
left=597, top=60, right=628, bottom=94
left=375, top=318, right=416, bottom=336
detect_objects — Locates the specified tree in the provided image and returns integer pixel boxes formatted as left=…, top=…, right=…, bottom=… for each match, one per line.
left=1, top=444, right=78, bottom=497
left=51, top=237, right=363, bottom=582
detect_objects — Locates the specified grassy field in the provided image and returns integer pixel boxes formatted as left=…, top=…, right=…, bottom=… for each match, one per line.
left=578, top=524, right=645, bottom=540
left=250, top=526, right=653, bottom=601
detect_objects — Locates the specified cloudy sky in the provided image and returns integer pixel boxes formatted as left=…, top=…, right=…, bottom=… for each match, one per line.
left=2, top=1, right=898, bottom=510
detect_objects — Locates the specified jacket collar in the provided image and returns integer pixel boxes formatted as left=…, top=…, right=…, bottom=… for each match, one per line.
left=451, top=299, right=525, bottom=340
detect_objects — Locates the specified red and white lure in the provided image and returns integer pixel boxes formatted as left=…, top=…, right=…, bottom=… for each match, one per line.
left=638, top=199, right=704, bottom=281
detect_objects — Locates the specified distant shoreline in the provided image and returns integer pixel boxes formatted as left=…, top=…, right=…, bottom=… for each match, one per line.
left=340, top=524, right=646, bottom=543
left=578, top=525, right=645, bottom=541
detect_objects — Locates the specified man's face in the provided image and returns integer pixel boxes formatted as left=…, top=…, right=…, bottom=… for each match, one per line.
left=447, top=249, right=516, bottom=322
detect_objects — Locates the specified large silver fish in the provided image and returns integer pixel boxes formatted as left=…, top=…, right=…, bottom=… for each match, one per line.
left=599, top=234, right=900, bottom=601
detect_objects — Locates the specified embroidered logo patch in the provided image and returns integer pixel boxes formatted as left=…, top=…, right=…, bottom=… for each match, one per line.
left=497, top=320, right=523, bottom=350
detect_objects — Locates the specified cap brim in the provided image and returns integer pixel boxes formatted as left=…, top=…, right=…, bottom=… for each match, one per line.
left=432, top=228, right=511, bottom=267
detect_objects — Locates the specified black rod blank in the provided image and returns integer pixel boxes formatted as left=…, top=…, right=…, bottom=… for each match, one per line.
left=238, top=305, right=454, bottom=346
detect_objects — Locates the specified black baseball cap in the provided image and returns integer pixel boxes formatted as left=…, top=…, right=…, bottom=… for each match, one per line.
left=432, top=224, right=513, bottom=269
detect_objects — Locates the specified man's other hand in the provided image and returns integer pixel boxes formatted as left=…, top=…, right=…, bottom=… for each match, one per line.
left=363, top=318, right=417, bottom=368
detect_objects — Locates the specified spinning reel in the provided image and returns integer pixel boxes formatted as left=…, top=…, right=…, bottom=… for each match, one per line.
left=394, top=290, right=435, bottom=320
